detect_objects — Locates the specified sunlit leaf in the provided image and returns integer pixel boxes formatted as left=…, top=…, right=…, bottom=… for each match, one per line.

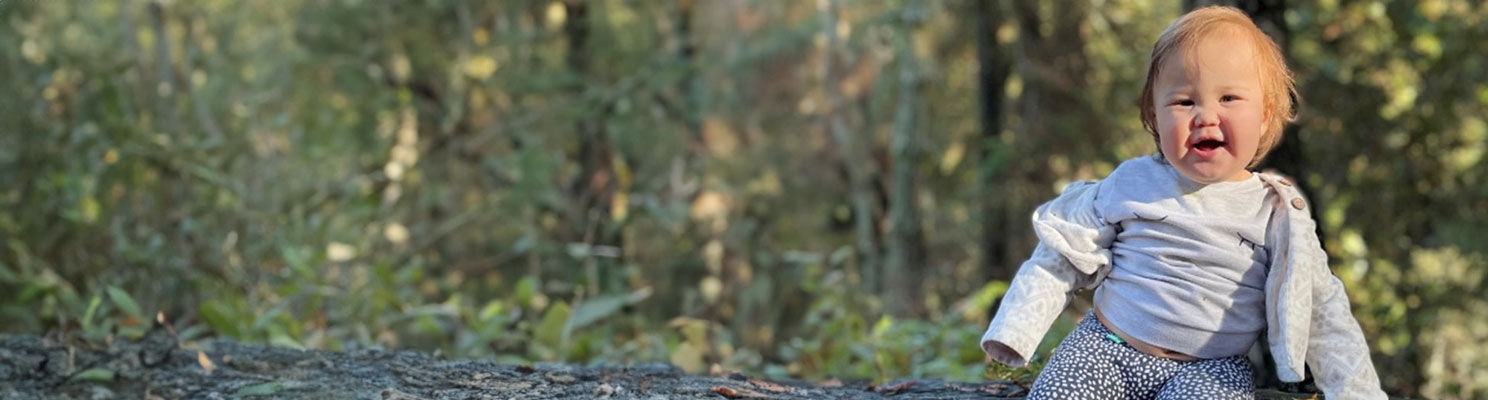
left=957, top=280, right=1010, bottom=321
left=478, top=300, right=504, bottom=321
left=198, top=351, right=217, bottom=374
left=515, top=276, right=539, bottom=308
left=463, top=56, right=499, bottom=80
left=671, top=342, right=705, bottom=374
left=610, top=191, right=629, bottom=222
left=871, top=315, right=893, bottom=340
left=535, top=301, right=571, bottom=356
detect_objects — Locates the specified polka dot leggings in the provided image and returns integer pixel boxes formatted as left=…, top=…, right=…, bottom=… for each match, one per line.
left=1026, top=311, right=1254, bottom=400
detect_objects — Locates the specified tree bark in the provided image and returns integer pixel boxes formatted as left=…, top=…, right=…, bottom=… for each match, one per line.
left=676, top=0, right=704, bottom=153
left=562, top=0, right=620, bottom=297
left=885, top=5, right=929, bottom=316
left=1004, top=0, right=1094, bottom=270
left=148, top=1, right=181, bottom=133
left=972, top=0, right=1015, bottom=287
left=0, top=332, right=1362, bottom=399
left=819, top=0, right=883, bottom=294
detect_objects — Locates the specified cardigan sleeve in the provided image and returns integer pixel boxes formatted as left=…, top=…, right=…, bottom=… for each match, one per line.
left=980, top=180, right=1115, bottom=367
left=1028, top=180, right=1117, bottom=280
left=1260, top=172, right=1387, bottom=398
left=1306, top=270, right=1388, bottom=399
left=980, top=242, right=1096, bottom=366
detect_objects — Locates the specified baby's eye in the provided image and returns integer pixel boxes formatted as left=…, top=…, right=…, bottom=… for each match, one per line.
left=1170, top=99, right=1194, bottom=107
left=1221, top=94, right=1241, bottom=102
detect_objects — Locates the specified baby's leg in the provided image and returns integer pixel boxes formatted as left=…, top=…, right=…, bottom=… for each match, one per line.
left=1154, top=356, right=1254, bottom=400
left=1027, top=311, right=1175, bottom=400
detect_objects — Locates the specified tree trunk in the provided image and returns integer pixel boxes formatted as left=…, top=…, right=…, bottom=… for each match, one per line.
left=148, top=1, right=181, bottom=133
left=1005, top=0, right=1093, bottom=270
left=819, top=0, right=883, bottom=294
left=885, top=5, right=929, bottom=316
left=118, top=0, right=148, bottom=122
left=562, top=0, right=620, bottom=297
left=676, top=0, right=704, bottom=154
left=972, top=0, right=1015, bottom=287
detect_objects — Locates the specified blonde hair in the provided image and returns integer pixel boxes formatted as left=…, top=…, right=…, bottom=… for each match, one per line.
left=1138, top=6, right=1298, bottom=168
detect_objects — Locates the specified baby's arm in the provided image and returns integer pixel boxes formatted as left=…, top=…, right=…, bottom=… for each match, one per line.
left=980, top=180, right=1114, bottom=367
left=1306, top=273, right=1388, bottom=399
left=980, top=241, right=1099, bottom=366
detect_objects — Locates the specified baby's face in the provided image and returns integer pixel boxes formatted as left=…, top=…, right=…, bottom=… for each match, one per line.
left=1153, top=30, right=1266, bottom=184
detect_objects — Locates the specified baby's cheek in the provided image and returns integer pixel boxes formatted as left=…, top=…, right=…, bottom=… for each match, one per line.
left=1157, top=124, right=1184, bottom=147
left=1159, top=111, right=1189, bottom=133
left=1231, top=108, right=1265, bottom=128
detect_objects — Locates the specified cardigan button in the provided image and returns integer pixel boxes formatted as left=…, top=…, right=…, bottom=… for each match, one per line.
left=1291, top=197, right=1306, bottom=210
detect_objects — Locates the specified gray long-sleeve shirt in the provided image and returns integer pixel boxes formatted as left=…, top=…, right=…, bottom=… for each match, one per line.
left=981, top=157, right=1387, bottom=398
left=1092, top=155, right=1277, bottom=359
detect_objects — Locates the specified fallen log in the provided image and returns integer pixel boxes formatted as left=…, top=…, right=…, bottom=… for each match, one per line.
left=0, top=328, right=1362, bottom=399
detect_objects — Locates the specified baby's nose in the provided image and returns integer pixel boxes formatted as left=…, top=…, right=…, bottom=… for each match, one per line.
left=1193, top=108, right=1220, bottom=128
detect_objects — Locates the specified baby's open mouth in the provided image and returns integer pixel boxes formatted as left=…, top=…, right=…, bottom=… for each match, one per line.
left=1193, top=139, right=1225, bottom=152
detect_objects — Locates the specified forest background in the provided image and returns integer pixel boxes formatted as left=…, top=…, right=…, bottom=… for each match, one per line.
left=2, top=0, right=1485, bottom=398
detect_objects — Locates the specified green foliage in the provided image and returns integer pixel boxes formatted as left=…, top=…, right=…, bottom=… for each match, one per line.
left=534, top=301, right=571, bottom=360
left=1, top=1, right=1484, bottom=398
left=983, top=356, right=1045, bottom=386
left=106, top=286, right=143, bottom=321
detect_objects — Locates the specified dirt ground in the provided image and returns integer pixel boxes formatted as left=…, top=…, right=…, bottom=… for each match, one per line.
left=0, top=326, right=1334, bottom=399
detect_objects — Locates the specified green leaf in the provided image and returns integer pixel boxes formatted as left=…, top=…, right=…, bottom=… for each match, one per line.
left=871, top=315, right=894, bottom=340
left=268, top=331, right=304, bottom=350
left=478, top=300, right=504, bottom=322
left=234, top=381, right=283, bottom=397
left=107, top=286, right=143, bottom=319
left=535, top=301, right=570, bottom=356
left=566, top=288, right=652, bottom=335
left=71, top=368, right=115, bottom=382
left=0, top=262, right=16, bottom=283
left=81, top=295, right=102, bottom=332
left=515, top=276, right=538, bottom=307
left=278, top=245, right=315, bottom=281
left=17, top=282, right=51, bottom=302
left=199, top=299, right=240, bottom=338
left=176, top=324, right=209, bottom=342
left=566, top=296, right=626, bottom=335
left=670, top=341, right=704, bottom=374
left=975, top=281, right=1011, bottom=307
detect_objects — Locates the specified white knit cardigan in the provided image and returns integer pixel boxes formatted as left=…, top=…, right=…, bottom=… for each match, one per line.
left=979, top=172, right=1387, bottom=399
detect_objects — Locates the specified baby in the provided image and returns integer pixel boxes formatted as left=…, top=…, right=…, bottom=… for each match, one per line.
left=979, top=6, right=1386, bottom=400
